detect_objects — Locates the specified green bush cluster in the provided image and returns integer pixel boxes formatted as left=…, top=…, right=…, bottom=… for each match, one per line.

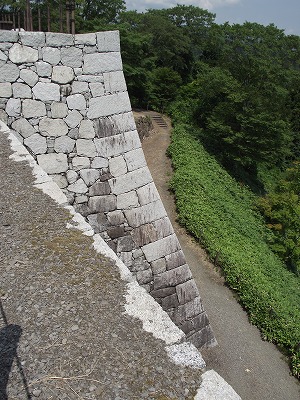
left=168, top=123, right=300, bottom=378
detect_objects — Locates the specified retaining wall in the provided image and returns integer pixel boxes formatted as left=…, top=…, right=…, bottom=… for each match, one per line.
left=0, top=29, right=216, bottom=348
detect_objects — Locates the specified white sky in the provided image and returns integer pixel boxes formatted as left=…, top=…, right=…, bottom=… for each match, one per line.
left=125, top=0, right=300, bottom=36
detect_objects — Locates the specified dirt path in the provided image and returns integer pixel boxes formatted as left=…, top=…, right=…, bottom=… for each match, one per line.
left=138, top=110, right=300, bottom=400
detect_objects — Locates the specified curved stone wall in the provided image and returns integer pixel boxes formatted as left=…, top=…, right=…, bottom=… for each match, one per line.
left=0, top=29, right=216, bottom=348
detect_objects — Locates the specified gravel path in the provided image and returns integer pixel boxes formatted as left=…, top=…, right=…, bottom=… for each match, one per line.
left=0, top=131, right=205, bottom=399
left=140, top=110, right=300, bottom=400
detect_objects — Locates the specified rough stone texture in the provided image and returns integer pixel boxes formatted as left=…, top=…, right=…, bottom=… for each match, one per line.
left=95, top=131, right=141, bottom=157
left=9, top=43, right=38, bottom=63
left=109, top=155, right=127, bottom=177
left=117, top=190, right=139, bottom=209
left=42, top=47, right=61, bottom=65
left=6, top=98, right=21, bottom=117
left=75, top=32, right=97, bottom=45
left=12, top=82, right=31, bottom=99
left=32, top=82, right=60, bottom=101
left=153, top=265, right=193, bottom=290
left=104, top=70, right=127, bottom=93
left=91, top=156, right=108, bottom=168
left=22, top=99, right=46, bottom=118
left=19, top=31, right=45, bottom=47
left=61, top=47, right=83, bottom=68
left=87, top=92, right=131, bottom=118
left=89, top=82, right=105, bottom=97
left=46, top=32, right=74, bottom=47
left=142, top=234, right=180, bottom=263
left=83, top=52, right=122, bottom=74
left=64, top=109, right=83, bottom=128
left=76, top=138, right=96, bottom=157
left=24, top=133, right=47, bottom=154
left=51, top=102, right=68, bottom=118
left=68, top=178, right=88, bottom=194
left=66, top=93, right=86, bottom=110
left=52, top=65, right=74, bottom=84
left=37, top=153, right=68, bottom=174
left=109, top=166, right=152, bottom=195
left=11, top=118, right=35, bottom=138
left=137, top=182, right=160, bottom=205
left=54, top=135, right=75, bottom=153
left=0, top=83, right=12, bottom=98
left=96, top=30, right=120, bottom=52
left=72, top=81, right=89, bottom=94
left=124, top=200, right=167, bottom=228
left=78, top=119, right=95, bottom=138
left=88, top=195, right=117, bottom=213
left=39, top=117, right=68, bottom=137
left=36, top=61, right=52, bottom=77
left=20, top=68, right=39, bottom=87
left=79, top=168, right=100, bottom=186
left=0, top=63, right=19, bottom=82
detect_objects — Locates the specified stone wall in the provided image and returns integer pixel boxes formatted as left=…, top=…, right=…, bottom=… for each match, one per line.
left=0, top=29, right=216, bottom=348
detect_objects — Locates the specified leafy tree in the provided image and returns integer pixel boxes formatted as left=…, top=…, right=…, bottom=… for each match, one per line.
left=81, top=0, right=125, bottom=23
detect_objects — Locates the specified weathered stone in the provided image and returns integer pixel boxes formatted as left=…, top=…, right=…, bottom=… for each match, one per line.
left=51, top=102, right=68, bottom=118
left=61, top=47, right=83, bottom=68
left=107, top=226, right=125, bottom=239
left=39, top=117, right=68, bottom=137
left=66, top=170, right=78, bottom=184
left=32, top=82, right=60, bottom=102
left=153, top=217, right=174, bottom=239
left=117, top=191, right=139, bottom=209
left=36, top=61, right=52, bottom=78
left=9, top=43, right=38, bottom=63
left=131, top=257, right=150, bottom=272
left=176, top=280, right=199, bottom=305
left=131, top=224, right=158, bottom=247
left=109, top=155, right=127, bottom=177
left=72, top=81, right=89, bottom=94
left=142, top=234, right=180, bottom=263
left=50, top=174, right=68, bottom=189
left=0, top=50, right=7, bottom=61
left=24, top=133, right=47, bottom=154
left=60, top=84, right=72, bottom=97
left=103, top=71, right=127, bottom=93
left=75, top=194, right=88, bottom=204
left=5, top=98, right=21, bottom=117
left=191, top=312, right=210, bottom=332
left=78, top=119, right=95, bottom=139
left=117, top=236, right=135, bottom=252
left=153, top=264, right=192, bottom=290
left=124, top=148, right=146, bottom=172
left=96, top=31, right=120, bottom=52
left=68, top=178, right=88, bottom=194
left=89, top=181, right=110, bottom=196
left=91, top=156, right=108, bottom=169
left=166, top=250, right=186, bottom=270
left=136, top=182, right=160, bottom=205
left=52, top=66, right=74, bottom=84
left=22, top=99, right=46, bottom=118
left=11, top=118, right=35, bottom=138
left=42, top=47, right=61, bottom=65
left=66, top=94, right=86, bottom=110
left=150, top=287, right=176, bottom=299
left=19, top=31, right=45, bottom=47
left=162, top=294, right=179, bottom=310
left=79, top=169, right=100, bottom=186
left=87, top=92, right=131, bottom=119
left=107, top=210, right=125, bottom=225
left=188, top=325, right=216, bottom=349
left=173, top=297, right=204, bottom=326
left=136, top=269, right=153, bottom=285
left=46, top=32, right=74, bottom=47
left=77, top=75, right=104, bottom=83
left=0, top=83, right=12, bottom=98
left=0, top=110, right=8, bottom=123
left=54, top=136, right=75, bottom=153
left=75, top=33, right=96, bottom=45
left=111, top=112, right=136, bottom=133
left=87, top=213, right=108, bottom=232
left=109, top=166, right=152, bottom=195
left=76, top=139, right=96, bottom=157
left=119, top=252, right=133, bottom=267
left=20, top=69, right=38, bottom=87
left=93, top=117, right=118, bottom=138
left=72, top=156, right=90, bottom=170
left=83, top=52, right=122, bottom=75
left=124, top=200, right=166, bottom=228
left=37, top=153, right=68, bottom=174
left=64, top=109, right=83, bottom=128
left=151, top=258, right=167, bottom=275
left=0, top=30, right=18, bottom=43
left=0, top=63, right=19, bottom=82
left=12, top=83, right=31, bottom=98
left=95, top=131, right=140, bottom=158
left=88, top=195, right=117, bottom=213
left=89, top=82, right=105, bottom=97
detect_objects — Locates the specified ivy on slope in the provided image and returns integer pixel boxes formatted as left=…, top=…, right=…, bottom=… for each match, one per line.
left=168, top=123, right=300, bottom=378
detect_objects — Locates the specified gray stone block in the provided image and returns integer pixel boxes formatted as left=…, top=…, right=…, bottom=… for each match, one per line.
left=37, top=153, right=68, bottom=174
left=52, top=65, right=74, bottom=84
left=75, top=33, right=97, bottom=46
left=153, top=217, right=174, bottom=239
left=0, top=83, right=12, bottom=98
left=72, top=81, right=89, bottom=94
left=188, top=325, right=217, bottom=349
left=39, top=117, right=68, bottom=137
left=42, top=47, right=61, bottom=65
left=5, top=98, right=21, bottom=117
left=131, top=224, right=158, bottom=247
left=124, top=148, right=146, bottom=172
left=88, top=195, right=117, bottom=213
left=66, top=94, right=86, bottom=110
left=54, top=136, right=75, bottom=153
left=117, top=190, right=139, bottom=209
left=0, top=30, right=18, bottom=43
left=32, top=82, right=60, bottom=102
left=136, top=269, right=153, bottom=285
left=173, top=297, right=204, bottom=326
left=64, top=110, right=83, bottom=128
left=36, top=61, right=52, bottom=78
left=61, top=47, right=83, bottom=68
left=109, top=166, right=152, bottom=195
left=51, top=102, right=68, bottom=118
left=12, top=83, right=31, bottom=99
left=111, top=112, right=136, bottom=133
left=22, top=99, right=46, bottom=118
left=89, top=181, right=111, bottom=196
left=66, top=170, right=78, bottom=184
left=11, top=118, right=35, bottom=138
left=19, top=31, right=45, bottom=47
left=117, top=236, right=135, bottom=252
left=103, top=71, right=127, bottom=93
left=136, top=182, right=160, bottom=205
left=162, top=294, right=179, bottom=310
left=96, top=31, right=120, bottom=52
left=107, top=226, right=125, bottom=239
left=109, top=155, right=127, bottom=177
left=72, top=156, right=90, bottom=170
left=46, top=32, right=74, bottom=47
left=24, top=133, right=47, bottom=154
left=151, top=258, right=167, bottom=275
left=83, top=52, right=122, bottom=74
left=76, top=139, right=96, bottom=157
left=68, top=178, right=88, bottom=194
left=20, top=69, right=38, bottom=87
left=150, top=287, right=176, bottom=298
left=50, top=174, right=68, bottom=189
left=0, top=50, right=7, bottom=62
left=79, top=168, right=100, bottom=186
left=89, top=82, right=105, bottom=97
left=176, top=279, right=199, bottom=305
left=87, top=92, right=131, bottom=119
left=166, top=250, right=186, bottom=270
left=77, top=74, right=104, bottom=83
left=9, top=43, right=38, bottom=64
left=153, top=264, right=192, bottom=290
left=131, top=257, right=150, bottom=272
left=107, top=210, right=125, bottom=225
left=79, top=119, right=95, bottom=138
left=94, top=131, right=140, bottom=158
left=87, top=212, right=108, bottom=232
left=142, top=234, right=180, bottom=263
left=191, top=312, right=210, bottom=332
left=119, top=251, right=133, bottom=267
left=0, top=63, right=19, bottom=82
left=124, top=200, right=166, bottom=228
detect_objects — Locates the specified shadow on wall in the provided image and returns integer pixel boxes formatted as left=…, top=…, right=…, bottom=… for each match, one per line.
left=0, top=299, right=32, bottom=400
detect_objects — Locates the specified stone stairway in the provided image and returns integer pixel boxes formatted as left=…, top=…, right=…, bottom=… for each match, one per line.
left=151, top=114, right=169, bottom=129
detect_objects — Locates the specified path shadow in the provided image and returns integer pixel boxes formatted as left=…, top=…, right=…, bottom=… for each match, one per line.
left=0, top=300, right=32, bottom=399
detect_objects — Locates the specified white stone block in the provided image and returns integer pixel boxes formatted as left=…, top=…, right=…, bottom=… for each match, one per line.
left=52, top=65, right=74, bottom=84
left=72, top=81, right=89, bottom=94
left=109, top=166, right=152, bottom=195
left=94, top=131, right=141, bottom=158
left=46, top=32, right=74, bottom=47
left=75, top=33, right=96, bottom=46
left=109, top=155, right=127, bottom=177
left=50, top=174, right=68, bottom=189
left=64, top=109, right=83, bottom=128
left=0, top=83, right=12, bottom=98
left=124, top=200, right=167, bottom=228
left=51, top=102, right=68, bottom=118
left=103, top=71, right=127, bottom=93
left=20, top=69, right=38, bottom=87
left=96, top=31, right=120, bottom=52
left=79, top=119, right=95, bottom=139
left=76, top=139, right=96, bottom=157
left=87, top=92, right=131, bottom=119
left=66, top=169, right=78, bottom=184
left=24, top=133, right=47, bottom=154
left=9, top=43, right=38, bottom=63
left=11, top=118, right=35, bottom=138
left=37, top=153, right=68, bottom=174
left=83, top=52, right=122, bottom=74
left=42, top=47, right=61, bottom=65
left=137, top=182, right=160, bottom=206
left=61, top=47, right=83, bottom=68
left=36, top=61, right=52, bottom=77
left=195, top=370, right=242, bottom=400
left=91, top=156, right=108, bottom=169
left=124, top=148, right=146, bottom=172
left=72, top=156, right=90, bottom=170
left=0, top=63, right=19, bottom=82
left=54, top=136, right=75, bottom=153
left=22, top=99, right=46, bottom=118
left=12, top=83, right=32, bottom=99
left=117, top=191, right=139, bottom=209
left=89, top=82, right=105, bottom=97
left=6, top=98, right=21, bottom=117
left=66, top=94, right=86, bottom=110
left=32, top=82, right=60, bottom=102
left=79, top=169, right=100, bottom=186
left=39, top=117, right=68, bottom=137
left=68, top=178, right=88, bottom=194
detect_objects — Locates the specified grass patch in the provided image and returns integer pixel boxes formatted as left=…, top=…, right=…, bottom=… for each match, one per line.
left=168, top=123, right=300, bottom=378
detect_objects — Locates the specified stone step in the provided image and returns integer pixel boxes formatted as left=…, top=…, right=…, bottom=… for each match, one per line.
left=151, top=114, right=168, bottom=128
